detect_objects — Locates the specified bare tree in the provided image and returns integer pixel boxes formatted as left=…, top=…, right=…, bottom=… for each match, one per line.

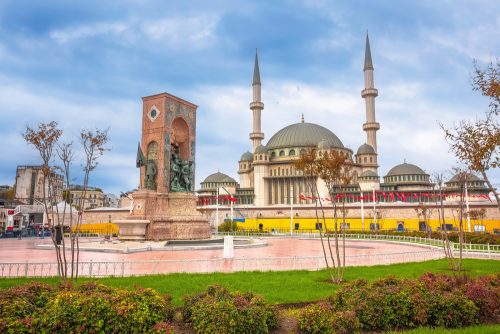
left=316, top=150, right=353, bottom=283
left=22, top=122, right=66, bottom=278
left=441, top=60, right=500, bottom=210
left=432, top=172, right=457, bottom=271
left=74, top=128, right=109, bottom=279
left=57, top=142, right=76, bottom=278
left=295, top=149, right=353, bottom=283
left=294, top=149, right=332, bottom=272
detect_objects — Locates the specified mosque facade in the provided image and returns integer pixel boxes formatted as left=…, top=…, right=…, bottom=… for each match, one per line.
left=197, top=35, right=490, bottom=211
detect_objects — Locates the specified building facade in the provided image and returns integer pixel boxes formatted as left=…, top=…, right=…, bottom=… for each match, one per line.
left=197, top=34, right=492, bottom=220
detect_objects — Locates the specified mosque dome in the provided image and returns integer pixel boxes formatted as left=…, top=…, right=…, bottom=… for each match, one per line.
left=240, top=151, right=253, bottom=161
left=360, top=170, right=378, bottom=178
left=386, top=162, right=426, bottom=177
left=266, top=122, right=344, bottom=150
left=356, top=143, right=375, bottom=155
left=317, top=139, right=331, bottom=150
left=202, top=172, right=237, bottom=184
left=447, top=172, right=481, bottom=183
left=254, top=145, right=268, bottom=154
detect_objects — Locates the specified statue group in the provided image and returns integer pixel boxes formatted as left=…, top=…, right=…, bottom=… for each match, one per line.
left=170, top=152, right=194, bottom=192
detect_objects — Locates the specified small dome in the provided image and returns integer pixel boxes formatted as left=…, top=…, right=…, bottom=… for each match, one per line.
left=254, top=145, right=268, bottom=154
left=202, top=172, right=237, bottom=184
left=447, top=172, right=481, bottom=183
left=266, top=122, right=344, bottom=150
left=317, top=139, right=331, bottom=150
left=357, top=143, right=375, bottom=155
left=240, top=151, right=253, bottom=161
left=386, top=162, right=426, bottom=177
left=360, top=170, right=378, bottom=178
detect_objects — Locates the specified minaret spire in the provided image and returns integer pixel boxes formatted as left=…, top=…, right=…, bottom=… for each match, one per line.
left=364, top=32, right=373, bottom=70
left=361, top=32, right=380, bottom=153
left=250, top=49, right=264, bottom=151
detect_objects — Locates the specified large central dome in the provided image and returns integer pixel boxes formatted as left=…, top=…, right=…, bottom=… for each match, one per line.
left=266, top=122, right=344, bottom=150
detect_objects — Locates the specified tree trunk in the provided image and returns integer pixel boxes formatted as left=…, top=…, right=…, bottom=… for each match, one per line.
left=479, top=170, right=500, bottom=211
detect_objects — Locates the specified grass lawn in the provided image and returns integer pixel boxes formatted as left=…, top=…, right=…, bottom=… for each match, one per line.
left=0, top=258, right=499, bottom=306
left=389, top=324, right=500, bottom=333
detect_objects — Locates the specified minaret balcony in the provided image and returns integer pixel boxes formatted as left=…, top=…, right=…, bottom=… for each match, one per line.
left=361, top=88, right=378, bottom=98
left=250, top=132, right=264, bottom=140
left=250, top=101, right=264, bottom=109
left=363, top=122, right=380, bottom=131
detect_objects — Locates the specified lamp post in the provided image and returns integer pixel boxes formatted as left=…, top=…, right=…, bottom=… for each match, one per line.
left=361, top=191, right=364, bottom=231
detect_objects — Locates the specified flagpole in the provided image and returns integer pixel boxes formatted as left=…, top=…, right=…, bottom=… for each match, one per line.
left=372, top=187, right=376, bottom=230
left=216, top=187, right=219, bottom=230
left=465, top=181, right=471, bottom=232
left=361, top=191, right=364, bottom=231
left=290, top=185, right=294, bottom=236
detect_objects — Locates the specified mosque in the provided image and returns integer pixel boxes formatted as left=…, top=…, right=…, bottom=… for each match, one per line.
left=196, top=35, right=496, bottom=232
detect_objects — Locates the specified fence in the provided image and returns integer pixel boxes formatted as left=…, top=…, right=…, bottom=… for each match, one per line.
left=0, top=249, right=444, bottom=278
left=216, top=231, right=500, bottom=253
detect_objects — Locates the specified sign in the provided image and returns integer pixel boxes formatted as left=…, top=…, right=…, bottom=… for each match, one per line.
left=7, top=210, right=15, bottom=215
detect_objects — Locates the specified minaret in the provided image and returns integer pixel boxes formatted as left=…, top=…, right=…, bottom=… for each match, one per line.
left=250, top=50, right=264, bottom=152
left=361, top=33, right=380, bottom=152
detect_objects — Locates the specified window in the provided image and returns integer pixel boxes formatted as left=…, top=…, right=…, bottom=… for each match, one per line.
left=364, top=157, right=367, bottom=163
left=289, top=149, right=295, bottom=156
left=271, top=152, right=276, bottom=158
left=370, top=157, right=373, bottom=163
left=279, top=150, right=285, bottom=157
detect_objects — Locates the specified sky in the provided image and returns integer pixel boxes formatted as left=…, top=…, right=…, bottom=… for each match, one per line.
left=0, top=0, right=499, bottom=196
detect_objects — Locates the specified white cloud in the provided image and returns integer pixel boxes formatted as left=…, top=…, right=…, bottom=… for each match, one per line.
left=47, top=14, right=220, bottom=50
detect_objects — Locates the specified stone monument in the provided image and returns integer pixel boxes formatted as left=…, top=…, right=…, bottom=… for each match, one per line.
left=115, top=92, right=211, bottom=240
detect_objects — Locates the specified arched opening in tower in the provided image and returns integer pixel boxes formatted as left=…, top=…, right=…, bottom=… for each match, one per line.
left=171, top=117, right=190, bottom=160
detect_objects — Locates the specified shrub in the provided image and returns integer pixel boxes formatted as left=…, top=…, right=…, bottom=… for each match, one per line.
left=320, top=274, right=495, bottom=332
left=218, top=220, right=238, bottom=232
left=298, top=302, right=361, bottom=334
left=0, top=281, right=173, bottom=334
left=464, top=275, right=500, bottom=323
left=0, top=282, right=54, bottom=333
left=182, top=285, right=278, bottom=334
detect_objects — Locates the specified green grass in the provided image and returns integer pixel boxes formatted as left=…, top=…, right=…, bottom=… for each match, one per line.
left=0, top=259, right=499, bottom=306
left=389, top=324, right=500, bottom=333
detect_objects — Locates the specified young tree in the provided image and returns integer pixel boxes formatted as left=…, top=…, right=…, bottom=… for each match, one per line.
left=22, top=122, right=66, bottom=278
left=316, top=150, right=353, bottom=283
left=441, top=60, right=500, bottom=210
left=74, top=128, right=109, bottom=279
left=57, top=142, right=76, bottom=278
left=295, top=149, right=353, bottom=283
left=432, top=172, right=457, bottom=271
left=294, top=149, right=332, bottom=271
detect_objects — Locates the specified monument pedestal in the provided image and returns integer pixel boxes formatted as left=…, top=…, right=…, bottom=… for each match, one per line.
left=116, top=190, right=211, bottom=241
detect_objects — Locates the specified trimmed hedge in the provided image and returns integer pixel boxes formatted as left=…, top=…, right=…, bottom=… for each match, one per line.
left=298, top=273, right=500, bottom=334
left=0, top=281, right=174, bottom=334
left=182, top=285, right=278, bottom=334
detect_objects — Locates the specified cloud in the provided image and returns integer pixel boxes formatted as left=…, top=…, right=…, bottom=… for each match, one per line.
left=47, top=13, right=220, bottom=50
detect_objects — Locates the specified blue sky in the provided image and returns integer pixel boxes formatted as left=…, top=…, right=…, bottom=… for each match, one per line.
left=0, top=0, right=499, bottom=195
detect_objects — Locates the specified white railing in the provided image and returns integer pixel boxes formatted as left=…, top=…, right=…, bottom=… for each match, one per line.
left=216, top=232, right=500, bottom=253
left=0, top=249, right=444, bottom=278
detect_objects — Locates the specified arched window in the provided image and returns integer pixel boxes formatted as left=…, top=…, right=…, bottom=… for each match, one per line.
left=279, top=150, right=285, bottom=157
left=271, top=152, right=276, bottom=158
left=289, top=149, right=295, bottom=156
left=369, top=157, right=373, bottom=163
left=259, top=155, right=262, bottom=160
left=364, top=157, right=367, bottom=163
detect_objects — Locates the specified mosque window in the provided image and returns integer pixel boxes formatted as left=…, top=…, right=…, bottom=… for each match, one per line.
left=271, top=152, right=276, bottom=158
left=370, top=157, right=373, bottom=163
left=289, top=149, right=295, bottom=156
left=259, top=155, right=262, bottom=160
left=286, top=169, right=289, bottom=176
left=279, top=150, right=285, bottom=157
left=364, top=157, right=367, bottom=163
